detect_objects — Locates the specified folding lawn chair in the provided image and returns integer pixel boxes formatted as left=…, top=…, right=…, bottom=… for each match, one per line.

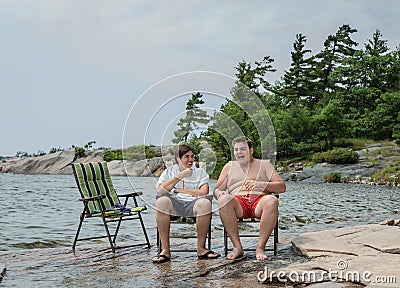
left=72, top=162, right=151, bottom=252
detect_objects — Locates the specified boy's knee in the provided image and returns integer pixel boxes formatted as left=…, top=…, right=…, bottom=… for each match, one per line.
left=195, top=198, right=211, bottom=212
left=156, top=196, right=172, bottom=209
left=218, top=194, right=234, bottom=207
left=260, top=195, right=279, bottom=211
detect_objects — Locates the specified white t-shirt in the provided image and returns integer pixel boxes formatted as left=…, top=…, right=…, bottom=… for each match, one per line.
left=156, top=164, right=209, bottom=201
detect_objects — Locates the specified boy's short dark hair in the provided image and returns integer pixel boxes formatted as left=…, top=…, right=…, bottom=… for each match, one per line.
left=175, top=144, right=193, bottom=160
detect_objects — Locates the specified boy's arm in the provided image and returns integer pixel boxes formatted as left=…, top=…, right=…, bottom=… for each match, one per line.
left=213, top=163, right=230, bottom=200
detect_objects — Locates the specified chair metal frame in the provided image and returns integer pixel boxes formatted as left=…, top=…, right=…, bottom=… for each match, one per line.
left=223, top=218, right=278, bottom=256
left=156, top=215, right=212, bottom=253
left=223, top=194, right=279, bottom=256
left=72, top=162, right=151, bottom=252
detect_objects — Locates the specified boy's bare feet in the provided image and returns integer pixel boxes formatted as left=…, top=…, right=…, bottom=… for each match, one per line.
left=226, top=247, right=244, bottom=260
left=255, top=247, right=269, bottom=260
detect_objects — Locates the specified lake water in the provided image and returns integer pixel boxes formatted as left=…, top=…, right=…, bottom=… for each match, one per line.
left=0, top=173, right=399, bottom=252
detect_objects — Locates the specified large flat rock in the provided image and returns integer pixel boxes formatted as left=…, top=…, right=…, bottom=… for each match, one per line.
left=272, top=224, right=400, bottom=286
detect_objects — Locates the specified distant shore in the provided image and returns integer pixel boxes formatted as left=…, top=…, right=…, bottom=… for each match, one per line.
left=1, top=142, right=399, bottom=185
left=0, top=149, right=168, bottom=177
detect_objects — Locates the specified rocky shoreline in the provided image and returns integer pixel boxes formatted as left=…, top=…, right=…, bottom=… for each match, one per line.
left=0, top=149, right=170, bottom=177
left=279, top=141, right=400, bottom=186
left=1, top=141, right=399, bottom=184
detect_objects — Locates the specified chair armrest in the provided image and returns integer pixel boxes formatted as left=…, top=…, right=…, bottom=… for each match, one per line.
left=79, top=195, right=105, bottom=201
left=117, top=192, right=143, bottom=198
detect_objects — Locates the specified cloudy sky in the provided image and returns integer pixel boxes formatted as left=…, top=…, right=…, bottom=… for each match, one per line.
left=1, top=0, right=399, bottom=156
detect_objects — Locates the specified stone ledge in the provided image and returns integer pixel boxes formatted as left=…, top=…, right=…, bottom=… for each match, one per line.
left=268, top=224, right=400, bottom=287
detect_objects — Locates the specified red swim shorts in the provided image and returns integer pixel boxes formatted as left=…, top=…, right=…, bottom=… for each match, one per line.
left=234, top=194, right=266, bottom=219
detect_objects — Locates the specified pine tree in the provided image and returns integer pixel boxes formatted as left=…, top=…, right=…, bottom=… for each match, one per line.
left=280, top=33, right=315, bottom=108
left=172, top=93, right=209, bottom=143
left=314, top=24, right=358, bottom=106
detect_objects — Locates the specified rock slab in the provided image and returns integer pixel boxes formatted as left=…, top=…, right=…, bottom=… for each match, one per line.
left=273, top=224, right=400, bottom=286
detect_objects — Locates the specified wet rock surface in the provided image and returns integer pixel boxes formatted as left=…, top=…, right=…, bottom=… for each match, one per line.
left=0, top=239, right=299, bottom=287
left=1, top=225, right=399, bottom=287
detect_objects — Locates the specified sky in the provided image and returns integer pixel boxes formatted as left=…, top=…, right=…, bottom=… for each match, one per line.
left=1, top=0, right=399, bottom=157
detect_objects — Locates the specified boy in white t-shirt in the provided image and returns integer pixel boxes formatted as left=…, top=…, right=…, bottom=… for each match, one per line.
left=152, top=144, right=220, bottom=263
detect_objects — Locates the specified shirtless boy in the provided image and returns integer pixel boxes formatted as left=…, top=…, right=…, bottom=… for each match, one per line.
left=214, top=136, right=286, bottom=260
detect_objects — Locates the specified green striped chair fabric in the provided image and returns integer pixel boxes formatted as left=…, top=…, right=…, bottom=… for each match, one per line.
left=73, top=162, right=120, bottom=215
left=71, top=162, right=151, bottom=252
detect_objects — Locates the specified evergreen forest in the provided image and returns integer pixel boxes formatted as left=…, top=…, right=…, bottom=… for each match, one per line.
left=173, top=25, right=400, bottom=177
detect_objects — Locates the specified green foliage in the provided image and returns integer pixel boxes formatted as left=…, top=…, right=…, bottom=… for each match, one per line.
left=118, top=145, right=162, bottom=162
left=74, top=146, right=86, bottom=158
left=312, top=148, right=359, bottom=164
left=279, top=33, right=316, bottom=108
left=104, top=149, right=123, bottom=162
left=33, top=150, right=46, bottom=157
left=145, top=145, right=162, bottom=159
left=72, top=141, right=97, bottom=159
left=393, top=116, right=400, bottom=145
left=16, top=151, right=30, bottom=158
left=372, top=163, right=400, bottom=184
left=328, top=148, right=359, bottom=164
left=84, top=141, right=96, bottom=150
left=209, top=157, right=228, bottom=180
left=49, top=147, right=64, bottom=154
left=311, top=152, right=326, bottom=163
left=123, top=146, right=147, bottom=161
left=272, top=104, right=314, bottom=158
left=235, top=55, right=275, bottom=92
left=173, top=92, right=209, bottom=144
left=342, top=176, right=351, bottom=183
left=313, top=99, right=349, bottom=149
left=324, top=172, right=342, bottom=183
left=175, top=24, right=400, bottom=174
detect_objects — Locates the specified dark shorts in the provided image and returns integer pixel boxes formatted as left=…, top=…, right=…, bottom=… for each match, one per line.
left=157, top=195, right=212, bottom=218
left=235, top=194, right=267, bottom=219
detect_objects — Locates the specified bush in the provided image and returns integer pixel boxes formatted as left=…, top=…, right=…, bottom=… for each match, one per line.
left=105, top=145, right=163, bottom=162
left=104, top=149, right=123, bottom=162
left=328, top=148, right=359, bottom=164
left=312, top=148, right=358, bottom=164
left=145, top=145, right=162, bottom=159
left=324, top=172, right=342, bottom=183
left=49, top=147, right=64, bottom=154
left=342, top=176, right=351, bottom=183
left=312, top=152, right=326, bottom=163
left=334, top=138, right=354, bottom=148
left=74, top=146, right=86, bottom=158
